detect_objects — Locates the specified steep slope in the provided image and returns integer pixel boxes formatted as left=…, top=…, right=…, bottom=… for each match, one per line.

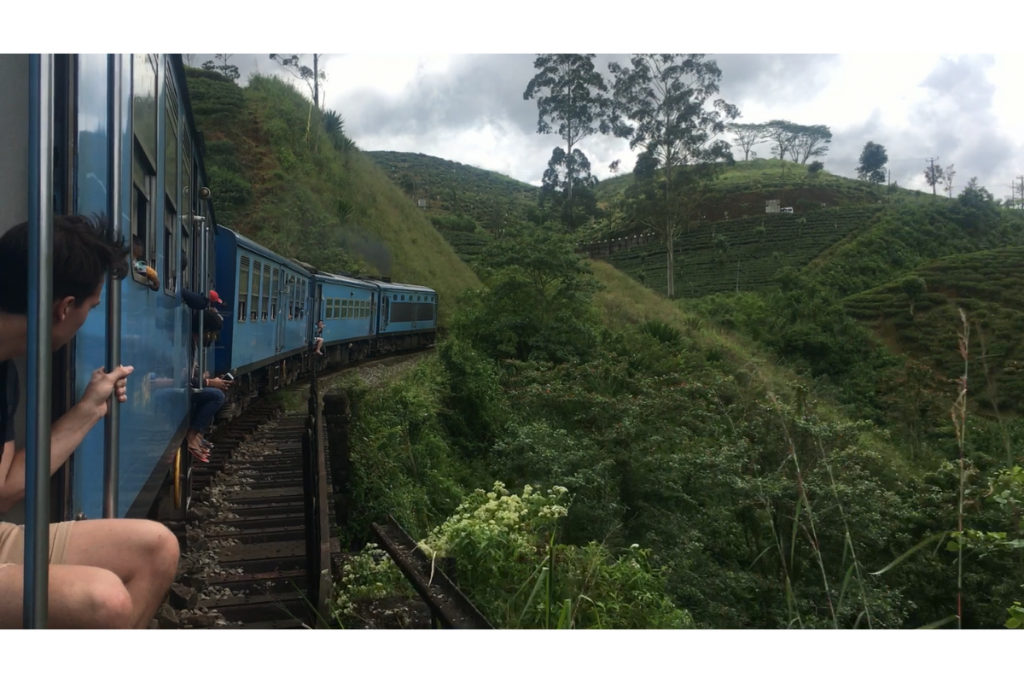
left=184, top=69, right=480, bottom=322
left=366, top=150, right=539, bottom=229
left=806, top=203, right=1024, bottom=298
left=845, top=246, right=1024, bottom=415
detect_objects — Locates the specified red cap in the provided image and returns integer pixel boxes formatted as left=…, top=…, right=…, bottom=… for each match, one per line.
left=208, top=290, right=223, bottom=304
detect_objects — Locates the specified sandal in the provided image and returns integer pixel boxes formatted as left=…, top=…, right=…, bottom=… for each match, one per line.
left=189, top=446, right=210, bottom=463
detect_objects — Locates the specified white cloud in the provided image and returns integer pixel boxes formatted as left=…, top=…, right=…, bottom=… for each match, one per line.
left=196, top=52, right=1024, bottom=196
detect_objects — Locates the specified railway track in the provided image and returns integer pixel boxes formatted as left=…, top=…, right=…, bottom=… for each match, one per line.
left=161, top=403, right=342, bottom=629
left=155, top=350, right=486, bottom=630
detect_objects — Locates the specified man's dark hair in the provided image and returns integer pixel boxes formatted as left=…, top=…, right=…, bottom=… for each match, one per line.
left=192, top=309, right=223, bottom=333
left=0, top=215, right=131, bottom=315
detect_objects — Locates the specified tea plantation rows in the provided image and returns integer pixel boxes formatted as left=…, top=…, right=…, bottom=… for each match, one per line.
left=606, top=206, right=886, bottom=297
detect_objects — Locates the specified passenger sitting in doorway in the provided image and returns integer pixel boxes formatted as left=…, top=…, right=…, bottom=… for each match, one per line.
left=0, top=215, right=179, bottom=629
left=181, top=287, right=225, bottom=316
left=188, top=310, right=231, bottom=463
left=313, top=320, right=325, bottom=356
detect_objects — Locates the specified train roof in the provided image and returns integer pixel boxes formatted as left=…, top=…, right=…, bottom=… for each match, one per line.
left=367, top=280, right=436, bottom=295
left=219, top=225, right=313, bottom=277
left=315, top=271, right=381, bottom=290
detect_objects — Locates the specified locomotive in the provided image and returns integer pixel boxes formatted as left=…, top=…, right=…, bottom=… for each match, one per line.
left=0, top=53, right=437, bottom=529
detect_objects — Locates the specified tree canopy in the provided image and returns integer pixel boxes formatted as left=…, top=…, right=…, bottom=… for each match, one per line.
left=857, top=141, right=888, bottom=184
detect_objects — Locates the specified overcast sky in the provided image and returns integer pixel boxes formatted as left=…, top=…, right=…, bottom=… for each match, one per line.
left=190, top=52, right=1023, bottom=199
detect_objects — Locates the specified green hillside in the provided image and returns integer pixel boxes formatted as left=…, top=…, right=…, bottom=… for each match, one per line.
left=593, top=158, right=943, bottom=228
left=366, top=150, right=539, bottom=229
left=845, top=246, right=1024, bottom=415
left=184, top=69, right=480, bottom=322
left=806, top=203, right=1024, bottom=298
left=603, top=205, right=886, bottom=298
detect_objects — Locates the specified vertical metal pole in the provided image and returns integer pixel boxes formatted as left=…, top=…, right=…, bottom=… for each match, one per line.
left=103, top=53, right=122, bottom=519
left=196, top=218, right=206, bottom=386
left=25, top=53, right=55, bottom=629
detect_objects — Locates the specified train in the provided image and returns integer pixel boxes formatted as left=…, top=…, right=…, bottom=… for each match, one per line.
left=0, top=53, right=437, bottom=526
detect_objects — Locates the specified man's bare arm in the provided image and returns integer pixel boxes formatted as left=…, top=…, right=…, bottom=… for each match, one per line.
left=0, top=401, right=105, bottom=511
left=0, top=365, right=133, bottom=513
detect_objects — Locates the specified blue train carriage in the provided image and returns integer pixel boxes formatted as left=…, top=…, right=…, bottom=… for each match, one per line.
left=371, top=280, right=438, bottom=353
left=314, top=273, right=381, bottom=364
left=0, top=54, right=219, bottom=522
left=213, top=226, right=313, bottom=416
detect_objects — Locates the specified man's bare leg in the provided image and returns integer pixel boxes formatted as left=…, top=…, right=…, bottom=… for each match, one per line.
left=59, top=519, right=180, bottom=628
left=0, top=563, right=134, bottom=628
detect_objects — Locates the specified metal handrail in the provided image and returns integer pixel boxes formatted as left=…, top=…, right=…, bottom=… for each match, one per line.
left=195, top=216, right=207, bottom=390
left=102, top=53, right=123, bottom=519
left=25, top=53, right=55, bottom=629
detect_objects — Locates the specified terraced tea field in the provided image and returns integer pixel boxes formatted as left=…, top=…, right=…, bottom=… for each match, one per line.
left=606, top=206, right=886, bottom=298
left=845, top=246, right=1024, bottom=414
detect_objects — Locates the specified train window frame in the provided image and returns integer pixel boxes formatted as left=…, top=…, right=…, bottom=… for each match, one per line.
left=250, top=259, right=261, bottom=322
left=261, top=263, right=271, bottom=321
left=163, top=197, right=177, bottom=295
left=129, top=54, right=158, bottom=288
left=180, top=223, right=191, bottom=288
left=287, top=275, right=294, bottom=319
left=271, top=268, right=279, bottom=320
left=238, top=256, right=250, bottom=323
left=130, top=143, right=157, bottom=287
left=162, top=64, right=179, bottom=298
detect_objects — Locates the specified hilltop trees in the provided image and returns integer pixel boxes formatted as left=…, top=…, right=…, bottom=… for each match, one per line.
left=730, top=123, right=768, bottom=161
left=790, top=124, right=832, bottom=164
left=201, top=54, right=240, bottom=82
left=857, top=142, right=888, bottom=184
left=731, top=120, right=830, bottom=164
left=607, top=54, right=739, bottom=298
left=524, top=54, right=610, bottom=231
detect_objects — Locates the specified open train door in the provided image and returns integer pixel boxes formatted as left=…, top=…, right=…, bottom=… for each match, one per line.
left=0, top=54, right=77, bottom=525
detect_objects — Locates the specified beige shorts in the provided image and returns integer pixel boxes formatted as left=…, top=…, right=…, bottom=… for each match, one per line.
left=0, top=521, right=75, bottom=573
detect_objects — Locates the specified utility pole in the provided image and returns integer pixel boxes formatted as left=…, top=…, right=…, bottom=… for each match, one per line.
left=1018, top=176, right=1024, bottom=209
left=926, top=157, right=940, bottom=195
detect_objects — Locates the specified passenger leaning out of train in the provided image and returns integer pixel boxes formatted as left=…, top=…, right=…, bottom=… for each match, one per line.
left=313, top=320, right=325, bottom=356
left=188, top=310, right=232, bottom=463
left=0, top=215, right=180, bottom=629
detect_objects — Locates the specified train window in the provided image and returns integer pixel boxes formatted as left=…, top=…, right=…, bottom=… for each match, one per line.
left=262, top=263, right=270, bottom=321
left=301, top=281, right=307, bottom=319
left=271, top=269, right=279, bottom=320
left=163, top=65, right=179, bottom=299
left=251, top=260, right=261, bottom=322
left=343, top=300, right=349, bottom=320
left=181, top=126, right=193, bottom=288
left=133, top=55, right=158, bottom=167
left=288, top=276, right=295, bottom=319
left=238, top=256, right=250, bottom=323
left=180, top=223, right=191, bottom=287
left=163, top=199, right=177, bottom=295
left=164, top=69, right=179, bottom=206
left=130, top=54, right=158, bottom=289
left=130, top=145, right=157, bottom=286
